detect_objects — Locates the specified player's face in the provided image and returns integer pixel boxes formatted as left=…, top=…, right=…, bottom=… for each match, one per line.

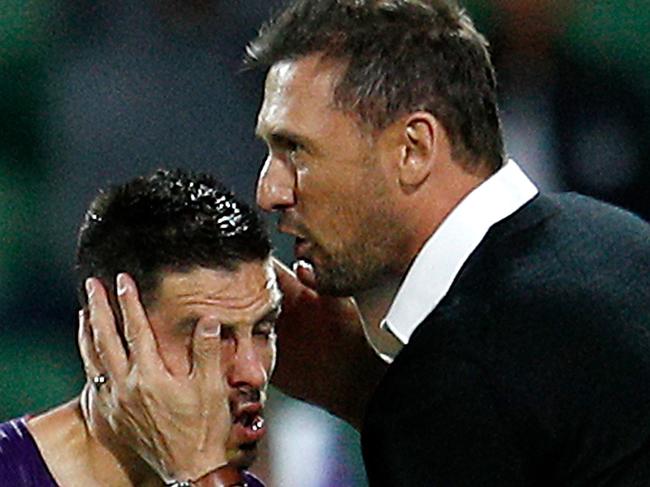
left=256, top=55, right=403, bottom=296
left=146, top=259, right=280, bottom=468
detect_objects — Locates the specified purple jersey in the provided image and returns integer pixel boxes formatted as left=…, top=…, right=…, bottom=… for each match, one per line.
left=0, top=417, right=58, bottom=486
left=0, top=417, right=265, bottom=486
left=243, top=471, right=265, bottom=487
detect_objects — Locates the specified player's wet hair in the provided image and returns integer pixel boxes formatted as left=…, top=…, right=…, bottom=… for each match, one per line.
left=76, top=168, right=271, bottom=312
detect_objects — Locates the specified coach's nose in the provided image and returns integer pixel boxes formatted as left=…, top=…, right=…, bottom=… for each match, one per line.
left=256, top=155, right=296, bottom=212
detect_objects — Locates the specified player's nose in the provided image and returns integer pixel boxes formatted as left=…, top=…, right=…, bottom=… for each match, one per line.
left=226, top=339, right=268, bottom=391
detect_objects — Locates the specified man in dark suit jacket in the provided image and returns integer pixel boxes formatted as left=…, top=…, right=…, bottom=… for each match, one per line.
left=81, top=0, right=650, bottom=485
left=362, top=192, right=650, bottom=485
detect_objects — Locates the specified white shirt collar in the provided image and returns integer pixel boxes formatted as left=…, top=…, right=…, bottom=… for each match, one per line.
left=369, top=160, right=538, bottom=362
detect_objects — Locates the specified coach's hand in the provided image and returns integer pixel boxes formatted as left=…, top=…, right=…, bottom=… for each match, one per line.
left=272, top=258, right=388, bottom=430
left=78, top=274, right=230, bottom=483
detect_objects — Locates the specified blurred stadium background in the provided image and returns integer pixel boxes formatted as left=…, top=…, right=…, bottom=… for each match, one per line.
left=1, top=1, right=649, bottom=485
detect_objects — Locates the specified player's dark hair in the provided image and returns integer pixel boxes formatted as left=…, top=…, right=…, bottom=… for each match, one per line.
left=76, top=168, right=271, bottom=310
left=246, top=0, right=504, bottom=173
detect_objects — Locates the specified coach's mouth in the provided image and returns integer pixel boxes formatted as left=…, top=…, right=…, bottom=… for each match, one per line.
left=294, top=236, right=311, bottom=259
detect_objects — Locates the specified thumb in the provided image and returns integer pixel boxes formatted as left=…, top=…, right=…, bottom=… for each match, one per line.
left=191, top=316, right=222, bottom=381
left=272, top=256, right=318, bottom=305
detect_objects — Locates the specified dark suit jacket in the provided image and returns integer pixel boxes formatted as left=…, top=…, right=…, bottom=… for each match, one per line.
left=362, top=193, right=650, bottom=486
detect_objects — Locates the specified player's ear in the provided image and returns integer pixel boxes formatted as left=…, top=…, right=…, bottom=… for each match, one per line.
left=397, top=112, right=438, bottom=188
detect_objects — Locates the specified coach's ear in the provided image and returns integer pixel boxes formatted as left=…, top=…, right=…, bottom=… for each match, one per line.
left=397, top=112, right=439, bottom=188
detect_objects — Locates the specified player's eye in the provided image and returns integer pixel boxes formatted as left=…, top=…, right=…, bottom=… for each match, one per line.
left=254, top=321, right=276, bottom=340
left=220, top=325, right=236, bottom=341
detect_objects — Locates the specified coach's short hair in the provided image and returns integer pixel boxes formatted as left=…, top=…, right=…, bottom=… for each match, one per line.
left=76, top=168, right=271, bottom=310
left=246, top=0, right=504, bottom=173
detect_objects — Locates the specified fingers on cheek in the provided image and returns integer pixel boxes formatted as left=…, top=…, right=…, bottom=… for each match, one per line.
left=122, top=370, right=168, bottom=410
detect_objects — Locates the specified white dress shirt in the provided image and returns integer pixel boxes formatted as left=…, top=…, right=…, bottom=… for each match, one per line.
left=365, top=160, right=539, bottom=364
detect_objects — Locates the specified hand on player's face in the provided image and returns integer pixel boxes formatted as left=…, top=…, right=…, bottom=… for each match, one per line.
left=78, top=261, right=280, bottom=480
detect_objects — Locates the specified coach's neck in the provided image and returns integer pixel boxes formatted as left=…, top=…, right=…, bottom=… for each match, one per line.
left=353, top=112, right=489, bottom=335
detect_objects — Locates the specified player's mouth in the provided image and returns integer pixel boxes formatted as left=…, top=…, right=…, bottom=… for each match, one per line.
left=231, top=402, right=266, bottom=444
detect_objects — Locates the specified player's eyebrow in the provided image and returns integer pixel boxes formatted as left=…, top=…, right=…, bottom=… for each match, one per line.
left=175, top=315, right=200, bottom=335
left=175, top=303, right=281, bottom=334
left=254, top=304, right=282, bottom=327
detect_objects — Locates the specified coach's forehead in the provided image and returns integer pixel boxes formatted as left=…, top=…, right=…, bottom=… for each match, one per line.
left=256, top=55, right=344, bottom=139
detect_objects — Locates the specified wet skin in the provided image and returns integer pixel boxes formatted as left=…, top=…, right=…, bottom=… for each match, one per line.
left=145, top=260, right=281, bottom=468
left=255, top=55, right=409, bottom=296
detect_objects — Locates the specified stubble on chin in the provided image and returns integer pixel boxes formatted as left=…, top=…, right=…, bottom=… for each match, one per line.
left=315, top=213, right=407, bottom=296
left=312, top=233, right=397, bottom=297
left=226, top=444, right=258, bottom=470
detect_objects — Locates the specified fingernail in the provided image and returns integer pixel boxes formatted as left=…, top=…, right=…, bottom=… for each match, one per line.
left=116, top=273, right=128, bottom=296
left=85, top=278, right=95, bottom=297
left=201, top=324, right=221, bottom=337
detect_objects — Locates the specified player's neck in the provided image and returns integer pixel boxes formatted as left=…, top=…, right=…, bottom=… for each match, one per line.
left=27, top=390, right=163, bottom=486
